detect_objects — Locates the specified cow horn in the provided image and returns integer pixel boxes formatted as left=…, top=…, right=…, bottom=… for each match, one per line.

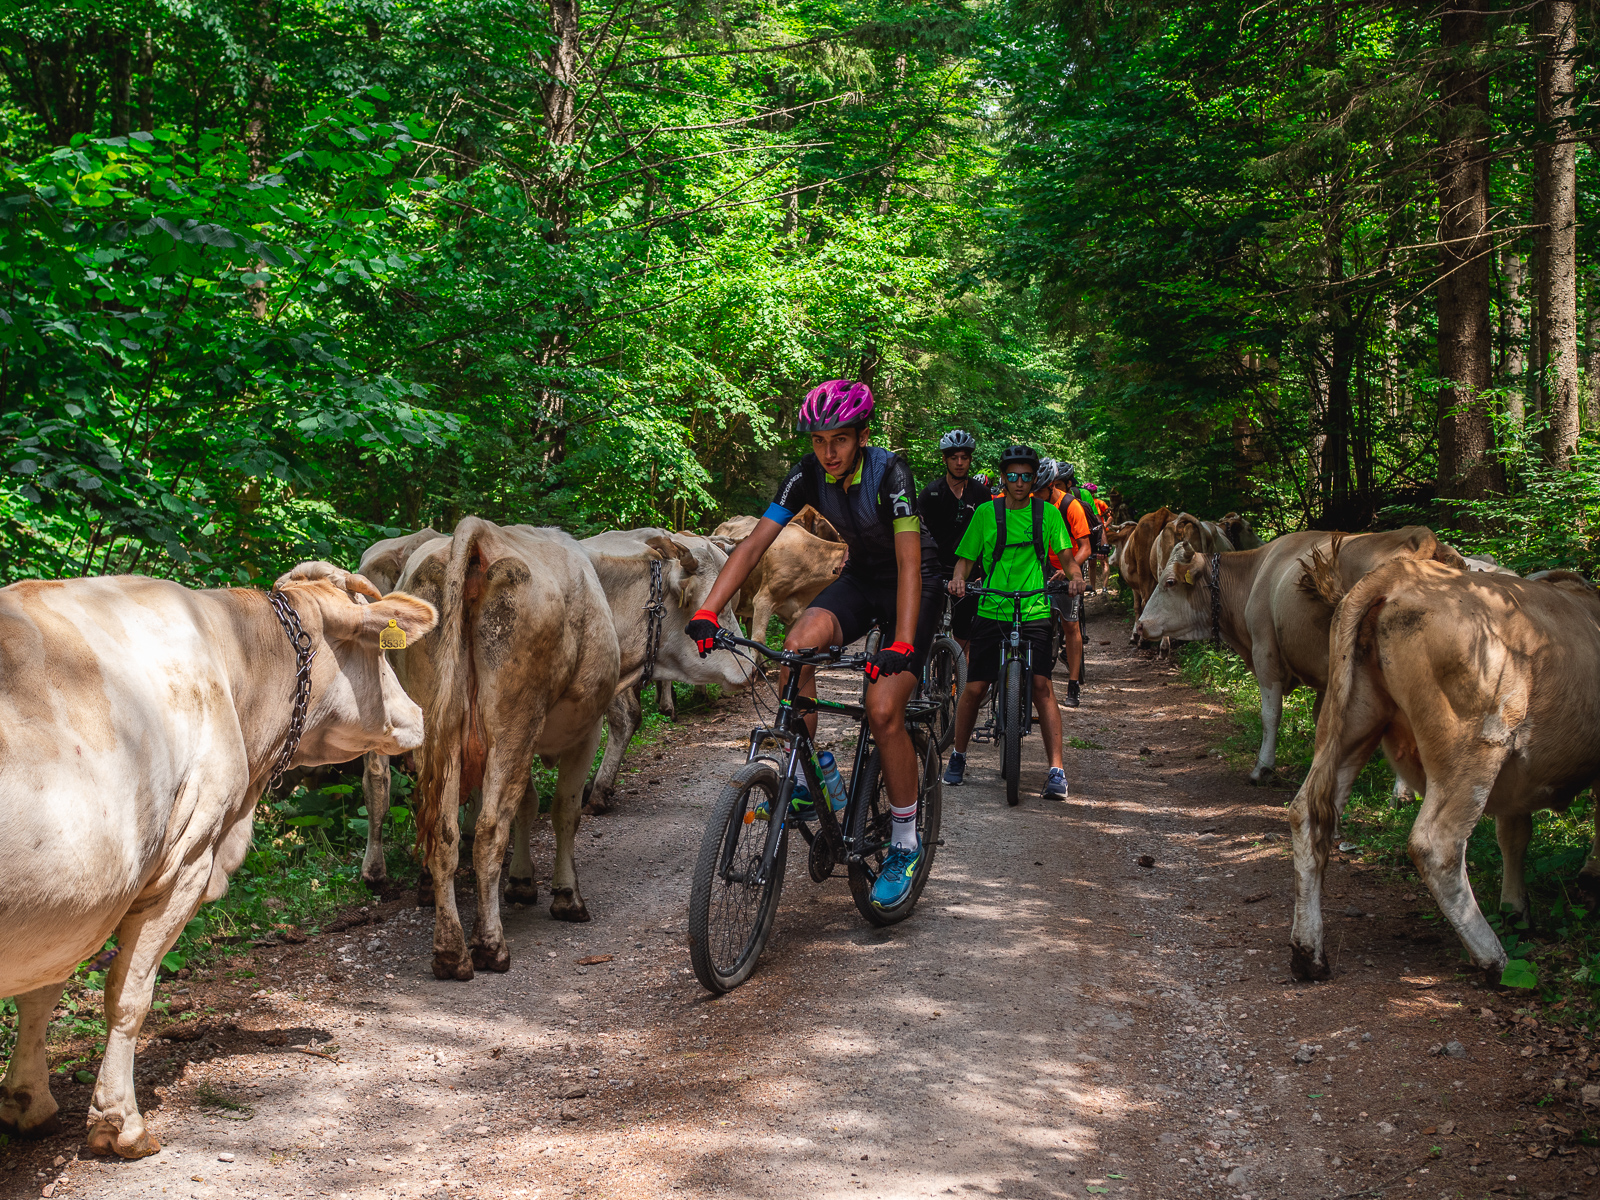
left=645, top=534, right=699, bottom=576
left=275, top=561, right=385, bottom=604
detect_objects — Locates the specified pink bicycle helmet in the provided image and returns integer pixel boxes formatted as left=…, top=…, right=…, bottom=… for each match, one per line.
left=797, top=379, right=874, bottom=432
left=1088, top=482, right=1098, bottom=494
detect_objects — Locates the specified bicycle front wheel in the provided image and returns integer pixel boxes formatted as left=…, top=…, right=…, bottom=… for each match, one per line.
left=1001, top=658, right=1025, bottom=807
left=924, top=636, right=966, bottom=752
left=688, top=761, right=789, bottom=993
left=846, top=724, right=942, bottom=926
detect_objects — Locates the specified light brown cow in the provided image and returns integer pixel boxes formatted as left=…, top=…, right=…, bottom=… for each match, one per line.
left=1133, top=528, right=1462, bottom=785
left=0, top=566, right=436, bottom=1157
left=1120, top=507, right=1175, bottom=634
left=399, top=518, right=620, bottom=979
left=714, top=521, right=850, bottom=642
left=1287, top=558, right=1600, bottom=981
left=1143, top=514, right=1236, bottom=656
left=713, top=504, right=840, bottom=545
left=579, top=529, right=752, bottom=813
left=1217, top=512, right=1263, bottom=550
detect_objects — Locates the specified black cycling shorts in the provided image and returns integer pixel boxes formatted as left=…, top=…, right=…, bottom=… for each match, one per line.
left=949, top=592, right=981, bottom=640
left=968, top=616, right=1055, bottom=684
left=808, top=565, right=944, bottom=676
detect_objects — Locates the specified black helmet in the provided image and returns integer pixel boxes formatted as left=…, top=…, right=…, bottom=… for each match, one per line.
left=939, top=428, right=977, bottom=454
left=998, top=444, right=1040, bottom=473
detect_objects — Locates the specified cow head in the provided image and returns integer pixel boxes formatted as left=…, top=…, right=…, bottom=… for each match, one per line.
left=1133, top=541, right=1213, bottom=643
left=643, top=535, right=756, bottom=689
left=273, top=562, right=439, bottom=763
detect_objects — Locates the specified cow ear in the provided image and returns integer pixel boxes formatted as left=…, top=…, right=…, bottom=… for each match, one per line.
left=645, top=534, right=699, bottom=575
left=351, top=592, right=438, bottom=648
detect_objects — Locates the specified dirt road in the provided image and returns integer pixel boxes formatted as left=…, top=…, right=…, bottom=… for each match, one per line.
left=7, top=597, right=1597, bottom=1200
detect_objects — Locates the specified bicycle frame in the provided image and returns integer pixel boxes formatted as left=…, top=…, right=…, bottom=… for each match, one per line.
left=965, top=583, right=1072, bottom=743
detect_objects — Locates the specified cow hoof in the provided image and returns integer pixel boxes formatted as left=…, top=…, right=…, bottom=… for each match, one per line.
left=0, top=1109, right=60, bottom=1140
left=471, top=944, right=511, bottom=973
left=549, top=890, right=591, bottom=923
left=431, top=953, right=474, bottom=982
left=361, top=867, right=388, bottom=890
left=86, top=1118, right=158, bottom=1159
left=581, top=790, right=613, bottom=817
left=1289, top=945, right=1330, bottom=982
left=1247, top=768, right=1275, bottom=787
left=416, top=883, right=437, bottom=908
left=505, top=876, right=538, bottom=905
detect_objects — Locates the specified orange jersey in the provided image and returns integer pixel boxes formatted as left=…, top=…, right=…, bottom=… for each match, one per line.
left=1046, top=488, right=1091, bottom=570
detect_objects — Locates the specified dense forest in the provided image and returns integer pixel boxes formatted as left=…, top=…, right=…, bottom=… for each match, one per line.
left=3, top=0, right=1598, bottom=584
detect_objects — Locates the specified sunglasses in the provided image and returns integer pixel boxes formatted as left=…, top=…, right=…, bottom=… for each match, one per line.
left=1004, top=471, right=1035, bottom=483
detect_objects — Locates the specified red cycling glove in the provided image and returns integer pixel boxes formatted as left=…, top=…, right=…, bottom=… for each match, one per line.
left=864, top=640, right=915, bottom=682
left=685, top=608, right=722, bottom=657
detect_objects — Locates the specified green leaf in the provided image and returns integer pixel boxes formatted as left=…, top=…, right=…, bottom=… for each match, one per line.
left=1087, top=1188, right=1109, bottom=1195
left=75, top=1069, right=96, bottom=1084
left=161, top=951, right=186, bottom=972
left=1500, top=959, right=1538, bottom=989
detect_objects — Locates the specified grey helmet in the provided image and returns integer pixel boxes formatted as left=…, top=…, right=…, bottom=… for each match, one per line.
left=1034, top=458, right=1060, bottom=490
left=939, top=428, right=977, bottom=454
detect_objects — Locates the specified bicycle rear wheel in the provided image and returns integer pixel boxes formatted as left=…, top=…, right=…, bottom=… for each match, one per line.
left=846, top=725, right=942, bottom=926
left=924, top=636, right=965, bottom=753
left=688, top=761, right=789, bottom=993
left=1000, top=658, right=1025, bottom=807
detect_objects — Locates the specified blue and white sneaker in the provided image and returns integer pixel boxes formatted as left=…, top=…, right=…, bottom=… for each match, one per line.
left=753, top=781, right=811, bottom=823
left=942, top=751, right=967, bottom=786
left=1043, top=767, right=1068, bottom=801
left=870, top=841, right=922, bottom=910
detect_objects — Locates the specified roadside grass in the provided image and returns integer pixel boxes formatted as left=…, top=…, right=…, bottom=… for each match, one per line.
left=4, top=685, right=703, bottom=1066
left=1174, top=640, right=1600, bottom=1026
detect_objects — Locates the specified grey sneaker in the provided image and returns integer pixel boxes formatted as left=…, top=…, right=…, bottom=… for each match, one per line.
left=1044, top=767, right=1068, bottom=800
left=942, top=751, right=967, bottom=786
left=1064, top=679, right=1081, bottom=708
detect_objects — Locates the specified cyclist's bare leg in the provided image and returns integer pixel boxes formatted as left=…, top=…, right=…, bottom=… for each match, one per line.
left=950, top=680, right=989, bottom=754
left=779, top=606, right=845, bottom=738
left=864, top=669, right=920, bottom=838
left=1033, top=673, right=1064, bottom=768
left=1064, top=617, right=1084, bottom=681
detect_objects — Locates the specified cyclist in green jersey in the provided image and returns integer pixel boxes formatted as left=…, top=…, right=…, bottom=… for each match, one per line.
left=942, top=445, right=1085, bottom=800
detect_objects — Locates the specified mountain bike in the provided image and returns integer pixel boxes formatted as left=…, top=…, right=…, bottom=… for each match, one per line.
left=687, top=632, right=943, bottom=993
left=964, top=581, right=1076, bottom=808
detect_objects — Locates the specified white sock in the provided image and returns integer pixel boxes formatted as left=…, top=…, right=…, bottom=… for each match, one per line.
left=890, top=811, right=918, bottom=850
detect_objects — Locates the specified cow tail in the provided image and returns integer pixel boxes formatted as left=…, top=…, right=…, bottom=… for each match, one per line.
left=1297, top=533, right=1349, bottom=607
left=1302, top=562, right=1392, bottom=830
left=414, top=517, right=489, bottom=862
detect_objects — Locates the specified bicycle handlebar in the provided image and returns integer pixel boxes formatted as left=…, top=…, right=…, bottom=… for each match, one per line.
left=961, top=581, right=1083, bottom=599
left=712, top=630, right=872, bottom=669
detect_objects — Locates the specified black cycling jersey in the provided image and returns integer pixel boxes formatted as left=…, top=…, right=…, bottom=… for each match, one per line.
left=916, top=474, right=991, bottom=575
left=765, top=446, right=936, bottom=578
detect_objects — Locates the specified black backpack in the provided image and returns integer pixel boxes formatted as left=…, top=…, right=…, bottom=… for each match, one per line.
left=988, top=497, right=1049, bottom=577
left=1072, top=487, right=1109, bottom=556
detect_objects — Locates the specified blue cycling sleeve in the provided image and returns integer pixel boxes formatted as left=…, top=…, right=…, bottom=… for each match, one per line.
left=763, top=502, right=795, bottom=526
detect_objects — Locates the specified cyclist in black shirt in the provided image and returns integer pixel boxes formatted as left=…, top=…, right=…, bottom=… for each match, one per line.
left=917, top=429, right=989, bottom=657
left=685, top=380, right=942, bottom=910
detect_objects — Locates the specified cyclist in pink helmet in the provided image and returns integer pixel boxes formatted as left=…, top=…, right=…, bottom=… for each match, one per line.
left=685, top=379, right=944, bottom=912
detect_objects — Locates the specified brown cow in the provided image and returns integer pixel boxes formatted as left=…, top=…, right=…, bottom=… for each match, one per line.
left=1144, top=514, right=1235, bottom=656
left=1120, top=506, right=1176, bottom=634
left=1134, top=528, right=1462, bottom=785
left=1287, top=558, right=1600, bottom=981
left=400, top=518, right=620, bottom=979
left=713, top=504, right=840, bottom=545
left=1217, top=512, right=1263, bottom=550
left=717, top=521, right=849, bottom=642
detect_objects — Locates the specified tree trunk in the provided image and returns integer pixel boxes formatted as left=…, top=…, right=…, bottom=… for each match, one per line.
left=539, top=0, right=581, bottom=243
left=1500, top=246, right=1526, bottom=426
left=1435, top=3, right=1499, bottom=504
left=135, top=27, right=154, bottom=134
left=110, top=39, right=132, bottom=136
left=1535, top=0, right=1579, bottom=466
left=243, top=2, right=278, bottom=321
left=1586, top=287, right=1600, bottom=430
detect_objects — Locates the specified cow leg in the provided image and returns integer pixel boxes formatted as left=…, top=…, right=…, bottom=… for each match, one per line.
left=426, top=778, right=473, bottom=980
left=1494, top=812, right=1534, bottom=924
left=506, top=773, right=540, bottom=905
left=583, top=687, right=640, bottom=815
left=1576, top=781, right=1600, bottom=901
left=88, top=856, right=216, bottom=1159
left=656, top=679, right=676, bottom=721
left=0, top=981, right=66, bottom=1140
left=550, top=722, right=604, bottom=923
left=1251, top=681, right=1285, bottom=785
left=1407, top=754, right=1512, bottom=977
left=361, top=751, right=391, bottom=887
left=469, top=753, right=530, bottom=974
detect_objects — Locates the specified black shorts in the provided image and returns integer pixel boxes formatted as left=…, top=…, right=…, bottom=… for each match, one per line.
left=949, top=592, right=981, bottom=640
left=809, top=563, right=944, bottom=675
left=1052, top=592, right=1083, bottom=624
left=968, top=616, right=1055, bottom=683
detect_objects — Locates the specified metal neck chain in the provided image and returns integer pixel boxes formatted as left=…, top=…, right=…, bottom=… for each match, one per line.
left=640, top=557, right=667, bottom=688
left=266, top=589, right=317, bottom=785
left=1209, top=552, right=1224, bottom=646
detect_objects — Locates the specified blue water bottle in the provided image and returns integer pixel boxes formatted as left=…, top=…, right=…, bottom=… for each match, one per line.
left=817, top=752, right=847, bottom=814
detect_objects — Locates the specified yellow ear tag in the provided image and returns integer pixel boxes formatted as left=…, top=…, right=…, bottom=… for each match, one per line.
left=378, top=619, right=407, bottom=651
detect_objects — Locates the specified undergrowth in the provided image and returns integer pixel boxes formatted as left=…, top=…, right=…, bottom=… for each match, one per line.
left=1175, top=641, right=1600, bottom=1027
